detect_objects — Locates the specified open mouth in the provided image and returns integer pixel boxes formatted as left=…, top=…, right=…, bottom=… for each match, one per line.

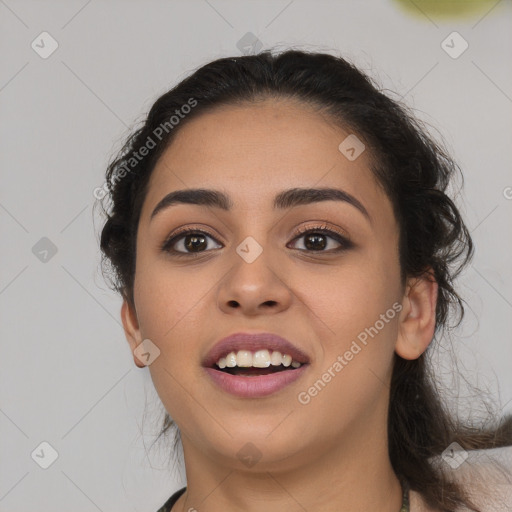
left=202, top=333, right=311, bottom=397
left=204, top=347, right=309, bottom=397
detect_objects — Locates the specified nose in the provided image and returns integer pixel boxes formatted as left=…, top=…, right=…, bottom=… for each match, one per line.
left=216, top=241, right=293, bottom=317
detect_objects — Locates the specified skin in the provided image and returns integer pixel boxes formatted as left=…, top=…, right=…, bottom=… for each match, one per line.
left=121, top=98, right=438, bottom=512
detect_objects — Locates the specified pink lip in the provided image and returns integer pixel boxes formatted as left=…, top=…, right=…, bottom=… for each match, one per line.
left=204, top=364, right=309, bottom=398
left=202, top=332, right=311, bottom=398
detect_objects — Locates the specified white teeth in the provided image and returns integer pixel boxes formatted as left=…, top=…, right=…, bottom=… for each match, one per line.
left=252, top=349, right=271, bottom=368
left=236, top=350, right=252, bottom=367
left=270, top=350, right=283, bottom=366
left=225, top=352, right=237, bottom=367
left=215, top=350, right=302, bottom=369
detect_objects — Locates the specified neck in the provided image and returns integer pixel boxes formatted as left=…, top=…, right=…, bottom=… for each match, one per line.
left=175, top=404, right=404, bottom=511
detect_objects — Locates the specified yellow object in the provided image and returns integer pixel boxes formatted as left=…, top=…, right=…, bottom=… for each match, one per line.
left=392, top=0, right=503, bottom=20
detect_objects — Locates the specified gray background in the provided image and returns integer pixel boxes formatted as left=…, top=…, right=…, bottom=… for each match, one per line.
left=1, top=0, right=511, bottom=510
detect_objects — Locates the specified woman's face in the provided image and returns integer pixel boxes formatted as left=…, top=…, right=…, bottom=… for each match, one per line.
left=124, top=99, right=407, bottom=470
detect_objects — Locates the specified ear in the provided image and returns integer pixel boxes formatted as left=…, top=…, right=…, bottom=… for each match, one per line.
left=121, top=299, right=145, bottom=368
left=395, top=269, right=438, bottom=360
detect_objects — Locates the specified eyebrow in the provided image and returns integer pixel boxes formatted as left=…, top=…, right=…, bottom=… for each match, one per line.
left=150, top=187, right=371, bottom=223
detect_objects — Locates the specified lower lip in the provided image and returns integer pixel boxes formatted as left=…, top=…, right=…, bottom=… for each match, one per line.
left=204, top=365, right=309, bottom=398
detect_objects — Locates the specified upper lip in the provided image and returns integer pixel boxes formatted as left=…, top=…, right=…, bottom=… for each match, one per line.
left=203, top=332, right=311, bottom=368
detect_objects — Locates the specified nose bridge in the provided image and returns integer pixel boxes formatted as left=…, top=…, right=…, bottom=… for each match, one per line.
left=233, top=204, right=287, bottom=265
left=222, top=197, right=287, bottom=269
left=230, top=205, right=275, bottom=261
left=230, top=230, right=276, bottom=286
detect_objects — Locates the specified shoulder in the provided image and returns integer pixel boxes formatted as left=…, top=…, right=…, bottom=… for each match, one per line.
left=444, top=446, right=512, bottom=512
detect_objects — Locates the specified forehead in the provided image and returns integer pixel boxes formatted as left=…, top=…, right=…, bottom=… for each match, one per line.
left=141, top=99, right=393, bottom=224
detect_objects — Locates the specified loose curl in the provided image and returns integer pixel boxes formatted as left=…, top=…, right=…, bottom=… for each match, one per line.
left=97, top=49, right=511, bottom=511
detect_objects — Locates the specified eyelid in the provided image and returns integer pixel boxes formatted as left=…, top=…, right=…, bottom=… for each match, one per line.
left=292, top=221, right=351, bottom=243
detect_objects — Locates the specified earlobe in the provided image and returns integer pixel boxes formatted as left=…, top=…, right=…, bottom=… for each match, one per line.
left=120, top=300, right=145, bottom=368
left=395, top=271, right=438, bottom=360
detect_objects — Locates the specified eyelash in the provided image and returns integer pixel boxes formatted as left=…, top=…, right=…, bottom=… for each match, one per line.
left=160, top=223, right=354, bottom=258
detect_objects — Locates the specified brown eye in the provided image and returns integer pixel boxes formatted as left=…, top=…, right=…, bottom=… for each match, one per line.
left=161, top=229, right=222, bottom=255
left=288, top=225, right=353, bottom=253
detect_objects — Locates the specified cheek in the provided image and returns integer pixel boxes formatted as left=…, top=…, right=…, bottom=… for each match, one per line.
left=298, top=248, right=401, bottom=343
left=132, top=262, right=213, bottom=429
left=295, top=265, right=400, bottom=431
left=131, top=264, right=207, bottom=419
left=295, top=243, right=401, bottom=404
left=133, top=252, right=205, bottom=339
